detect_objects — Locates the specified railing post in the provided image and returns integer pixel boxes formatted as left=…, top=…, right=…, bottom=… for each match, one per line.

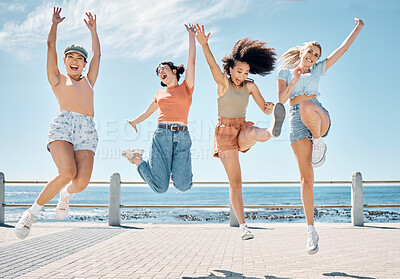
left=351, top=171, right=364, bottom=226
left=229, top=203, right=239, bottom=227
left=0, top=172, right=5, bottom=226
left=109, top=172, right=121, bottom=226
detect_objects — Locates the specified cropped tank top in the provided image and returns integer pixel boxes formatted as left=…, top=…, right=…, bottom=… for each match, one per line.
left=217, top=81, right=250, bottom=118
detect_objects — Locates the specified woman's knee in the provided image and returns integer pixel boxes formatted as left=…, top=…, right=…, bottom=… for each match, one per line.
left=299, top=101, right=315, bottom=115
left=229, top=179, right=242, bottom=191
left=59, top=166, right=77, bottom=181
left=300, top=176, right=314, bottom=190
left=71, top=177, right=90, bottom=193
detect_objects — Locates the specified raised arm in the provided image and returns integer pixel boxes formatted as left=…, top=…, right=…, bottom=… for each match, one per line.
left=247, top=82, right=274, bottom=115
left=194, top=24, right=228, bottom=90
left=325, top=18, right=364, bottom=72
left=184, top=24, right=196, bottom=90
left=278, top=67, right=302, bottom=104
left=84, top=12, right=101, bottom=87
left=127, top=99, right=158, bottom=132
left=47, top=7, right=64, bottom=87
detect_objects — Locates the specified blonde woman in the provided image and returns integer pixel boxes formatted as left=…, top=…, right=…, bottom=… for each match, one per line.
left=277, top=18, right=364, bottom=254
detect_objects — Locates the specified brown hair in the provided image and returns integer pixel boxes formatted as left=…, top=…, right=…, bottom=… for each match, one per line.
left=222, top=38, right=276, bottom=77
left=156, top=62, right=185, bottom=87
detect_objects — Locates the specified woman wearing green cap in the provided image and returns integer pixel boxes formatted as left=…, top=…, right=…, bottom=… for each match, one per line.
left=15, top=7, right=101, bottom=239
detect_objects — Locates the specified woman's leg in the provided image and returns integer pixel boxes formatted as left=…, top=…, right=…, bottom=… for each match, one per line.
left=238, top=103, right=286, bottom=151
left=219, top=149, right=245, bottom=223
left=171, top=131, right=193, bottom=192
left=219, top=149, right=253, bottom=240
left=238, top=125, right=271, bottom=152
left=16, top=140, right=76, bottom=239
left=299, top=100, right=330, bottom=139
left=136, top=131, right=172, bottom=194
left=299, top=100, right=330, bottom=167
left=291, top=138, right=314, bottom=225
left=55, top=150, right=94, bottom=220
left=66, top=150, right=95, bottom=194
left=291, top=138, right=320, bottom=254
left=36, top=141, right=77, bottom=205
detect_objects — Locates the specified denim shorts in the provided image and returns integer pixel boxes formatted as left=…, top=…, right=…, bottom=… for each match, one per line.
left=47, top=110, right=98, bottom=153
left=289, top=98, right=330, bottom=144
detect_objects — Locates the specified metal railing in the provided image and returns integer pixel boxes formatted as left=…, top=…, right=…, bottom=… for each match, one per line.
left=1, top=172, right=399, bottom=227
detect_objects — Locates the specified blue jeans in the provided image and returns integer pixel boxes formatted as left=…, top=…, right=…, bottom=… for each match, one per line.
left=137, top=126, right=193, bottom=194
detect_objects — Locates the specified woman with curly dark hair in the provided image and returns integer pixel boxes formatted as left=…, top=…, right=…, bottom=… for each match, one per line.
left=194, top=24, right=285, bottom=240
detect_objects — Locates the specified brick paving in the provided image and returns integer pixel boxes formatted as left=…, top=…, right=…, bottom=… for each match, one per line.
left=0, top=222, right=399, bottom=279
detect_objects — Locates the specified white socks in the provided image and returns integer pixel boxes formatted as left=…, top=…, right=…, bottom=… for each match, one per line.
left=239, top=223, right=247, bottom=229
left=313, top=137, right=322, bottom=145
left=60, top=186, right=72, bottom=198
left=28, top=202, right=43, bottom=217
left=307, top=224, right=316, bottom=232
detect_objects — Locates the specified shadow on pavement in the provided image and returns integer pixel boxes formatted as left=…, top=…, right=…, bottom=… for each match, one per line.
left=323, top=272, right=375, bottom=279
left=182, top=269, right=292, bottom=278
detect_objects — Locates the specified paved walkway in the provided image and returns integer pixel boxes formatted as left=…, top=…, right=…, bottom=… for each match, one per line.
left=0, top=222, right=399, bottom=279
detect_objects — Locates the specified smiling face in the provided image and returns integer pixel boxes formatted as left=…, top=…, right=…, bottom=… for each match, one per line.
left=300, top=44, right=321, bottom=68
left=157, top=64, right=177, bottom=86
left=63, top=52, right=87, bottom=77
left=229, top=61, right=250, bottom=86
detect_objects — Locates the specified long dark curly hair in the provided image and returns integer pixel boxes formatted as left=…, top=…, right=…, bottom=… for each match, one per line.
left=156, top=62, right=185, bottom=87
left=222, top=38, right=276, bottom=77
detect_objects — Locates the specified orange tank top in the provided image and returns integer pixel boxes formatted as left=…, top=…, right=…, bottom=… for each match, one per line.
left=153, top=80, right=193, bottom=124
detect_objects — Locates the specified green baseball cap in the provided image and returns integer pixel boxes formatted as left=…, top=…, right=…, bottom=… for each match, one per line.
left=64, top=44, right=88, bottom=59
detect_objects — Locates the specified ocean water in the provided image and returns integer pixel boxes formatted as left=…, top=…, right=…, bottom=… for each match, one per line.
left=4, top=185, right=400, bottom=223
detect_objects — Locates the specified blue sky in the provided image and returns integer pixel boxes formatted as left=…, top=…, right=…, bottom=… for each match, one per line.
left=0, top=0, right=399, bottom=183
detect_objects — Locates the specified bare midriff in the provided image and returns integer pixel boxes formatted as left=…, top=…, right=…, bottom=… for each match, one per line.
left=52, top=74, right=94, bottom=117
left=289, top=93, right=318, bottom=107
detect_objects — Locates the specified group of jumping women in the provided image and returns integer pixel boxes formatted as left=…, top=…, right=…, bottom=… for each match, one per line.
left=15, top=7, right=364, bottom=255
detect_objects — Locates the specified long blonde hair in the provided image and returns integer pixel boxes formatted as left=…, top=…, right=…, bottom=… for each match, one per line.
left=278, top=41, right=322, bottom=70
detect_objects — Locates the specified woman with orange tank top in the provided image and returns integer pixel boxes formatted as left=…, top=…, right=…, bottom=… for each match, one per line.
left=15, top=7, right=101, bottom=239
left=122, top=24, right=196, bottom=194
left=193, top=24, right=285, bottom=240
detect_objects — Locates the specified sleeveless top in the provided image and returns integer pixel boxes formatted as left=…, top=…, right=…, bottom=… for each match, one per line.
left=217, top=81, right=249, bottom=118
left=153, top=80, right=193, bottom=124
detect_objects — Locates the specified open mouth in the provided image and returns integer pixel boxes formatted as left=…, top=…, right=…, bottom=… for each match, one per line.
left=306, top=58, right=313, bottom=63
left=236, top=78, right=242, bottom=84
left=161, top=73, right=167, bottom=80
left=70, top=65, right=79, bottom=71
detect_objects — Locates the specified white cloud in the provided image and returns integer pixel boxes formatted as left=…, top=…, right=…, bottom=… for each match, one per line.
left=0, top=2, right=26, bottom=12
left=0, top=0, right=258, bottom=61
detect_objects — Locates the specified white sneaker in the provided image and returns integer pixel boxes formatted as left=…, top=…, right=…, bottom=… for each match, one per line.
left=312, top=138, right=327, bottom=168
left=122, top=149, right=144, bottom=164
left=240, top=224, right=254, bottom=240
left=15, top=210, right=36, bottom=239
left=307, top=227, right=319, bottom=255
left=267, top=102, right=286, bottom=138
left=56, top=193, right=70, bottom=220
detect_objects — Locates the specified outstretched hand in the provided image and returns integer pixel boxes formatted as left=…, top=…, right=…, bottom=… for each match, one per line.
left=52, top=7, right=65, bottom=24
left=84, top=12, right=97, bottom=31
left=193, top=23, right=210, bottom=46
left=355, top=18, right=364, bottom=28
left=127, top=120, right=138, bottom=133
left=185, top=23, right=196, bottom=35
